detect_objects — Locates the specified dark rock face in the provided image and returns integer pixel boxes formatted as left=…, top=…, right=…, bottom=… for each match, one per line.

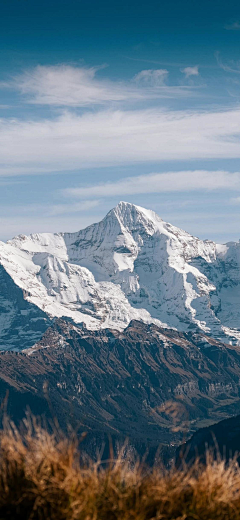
left=1, top=319, right=240, bottom=458
left=176, top=414, right=240, bottom=465
left=0, top=265, right=51, bottom=351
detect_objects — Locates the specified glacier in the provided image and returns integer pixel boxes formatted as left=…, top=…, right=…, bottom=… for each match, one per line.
left=0, top=201, right=240, bottom=350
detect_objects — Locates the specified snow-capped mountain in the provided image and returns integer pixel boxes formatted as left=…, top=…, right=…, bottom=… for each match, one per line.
left=0, top=201, right=240, bottom=350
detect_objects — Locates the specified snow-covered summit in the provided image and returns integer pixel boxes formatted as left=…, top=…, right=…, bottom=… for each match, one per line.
left=1, top=201, right=240, bottom=349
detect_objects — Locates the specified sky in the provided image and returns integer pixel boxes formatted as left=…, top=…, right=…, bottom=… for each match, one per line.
left=0, top=0, right=240, bottom=243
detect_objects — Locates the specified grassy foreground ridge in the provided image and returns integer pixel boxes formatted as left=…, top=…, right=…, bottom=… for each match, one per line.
left=0, top=419, right=240, bottom=519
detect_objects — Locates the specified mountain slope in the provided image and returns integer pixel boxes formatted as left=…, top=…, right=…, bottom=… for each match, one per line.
left=0, top=201, right=240, bottom=350
left=2, top=319, right=240, bottom=453
left=177, top=413, right=240, bottom=465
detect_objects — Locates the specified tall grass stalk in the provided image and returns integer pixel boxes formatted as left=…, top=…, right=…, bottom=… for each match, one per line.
left=0, top=417, right=240, bottom=519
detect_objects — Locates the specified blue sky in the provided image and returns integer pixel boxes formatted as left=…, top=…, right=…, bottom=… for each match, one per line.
left=0, top=0, right=240, bottom=242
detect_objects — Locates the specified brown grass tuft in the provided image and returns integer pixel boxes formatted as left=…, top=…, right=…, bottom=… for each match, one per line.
left=0, top=418, right=240, bottom=519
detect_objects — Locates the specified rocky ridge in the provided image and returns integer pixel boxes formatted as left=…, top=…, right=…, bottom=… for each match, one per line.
left=1, top=319, right=240, bottom=453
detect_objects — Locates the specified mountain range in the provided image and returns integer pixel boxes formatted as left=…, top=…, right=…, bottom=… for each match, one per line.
left=0, top=201, right=240, bottom=351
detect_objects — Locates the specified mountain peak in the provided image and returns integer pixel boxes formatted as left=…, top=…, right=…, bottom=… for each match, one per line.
left=105, top=201, right=163, bottom=233
left=1, top=202, right=240, bottom=348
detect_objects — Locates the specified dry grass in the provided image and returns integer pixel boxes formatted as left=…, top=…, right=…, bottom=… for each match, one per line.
left=0, top=418, right=240, bottom=519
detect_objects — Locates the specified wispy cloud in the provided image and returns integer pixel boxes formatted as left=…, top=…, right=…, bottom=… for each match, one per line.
left=1, top=200, right=100, bottom=217
left=123, top=55, right=217, bottom=71
left=181, top=66, right=199, bottom=78
left=0, top=200, right=100, bottom=240
left=0, top=107, right=240, bottom=176
left=230, top=196, right=240, bottom=205
left=225, top=21, right=240, bottom=30
left=1, top=65, right=192, bottom=107
left=216, top=52, right=240, bottom=74
left=64, top=170, right=240, bottom=198
left=48, top=199, right=99, bottom=216
left=0, top=214, right=100, bottom=242
left=6, top=65, right=138, bottom=106
left=133, top=69, right=168, bottom=86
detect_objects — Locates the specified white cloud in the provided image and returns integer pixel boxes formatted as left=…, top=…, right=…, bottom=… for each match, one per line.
left=13, top=65, right=138, bottom=106
left=133, top=69, right=168, bottom=86
left=0, top=107, right=240, bottom=176
left=2, top=65, right=189, bottom=107
left=230, top=196, right=240, bottom=204
left=65, top=170, right=240, bottom=198
left=181, top=66, right=199, bottom=78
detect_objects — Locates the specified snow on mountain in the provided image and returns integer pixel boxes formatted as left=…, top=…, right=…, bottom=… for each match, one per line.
left=1, top=201, right=240, bottom=350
